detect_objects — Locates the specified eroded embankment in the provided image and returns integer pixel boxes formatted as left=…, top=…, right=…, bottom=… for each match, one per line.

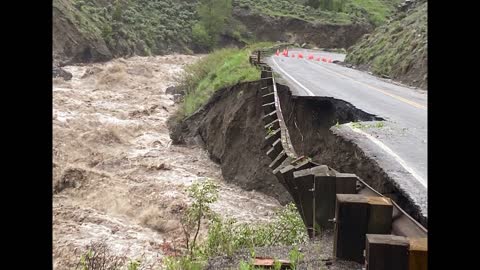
left=171, top=80, right=426, bottom=229
left=169, top=81, right=293, bottom=205
left=276, top=84, right=427, bottom=227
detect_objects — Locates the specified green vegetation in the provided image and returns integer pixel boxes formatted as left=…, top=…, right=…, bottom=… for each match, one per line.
left=164, top=180, right=308, bottom=270
left=236, top=0, right=402, bottom=26
left=351, top=121, right=385, bottom=129
left=345, top=2, right=427, bottom=88
left=288, top=246, right=304, bottom=270
left=193, top=0, right=233, bottom=50
left=75, top=241, right=142, bottom=270
left=54, top=0, right=198, bottom=56
left=177, top=47, right=261, bottom=118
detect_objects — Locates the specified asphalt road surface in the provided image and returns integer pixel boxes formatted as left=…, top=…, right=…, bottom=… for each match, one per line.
left=267, top=48, right=428, bottom=218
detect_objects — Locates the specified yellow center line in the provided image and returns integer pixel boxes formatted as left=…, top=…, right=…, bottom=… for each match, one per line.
left=306, top=59, right=427, bottom=110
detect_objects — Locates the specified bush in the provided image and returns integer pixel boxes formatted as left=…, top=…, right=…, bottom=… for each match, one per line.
left=75, top=240, right=143, bottom=270
left=192, top=23, right=214, bottom=50
left=163, top=180, right=308, bottom=270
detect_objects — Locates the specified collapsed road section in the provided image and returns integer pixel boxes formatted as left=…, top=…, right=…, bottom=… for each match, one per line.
left=251, top=50, right=427, bottom=268
left=269, top=48, right=428, bottom=227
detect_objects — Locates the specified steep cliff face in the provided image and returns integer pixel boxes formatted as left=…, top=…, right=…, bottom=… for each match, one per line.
left=345, top=1, right=427, bottom=89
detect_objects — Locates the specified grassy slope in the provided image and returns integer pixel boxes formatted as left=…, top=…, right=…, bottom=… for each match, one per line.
left=179, top=46, right=267, bottom=118
left=54, top=0, right=197, bottom=56
left=345, top=2, right=427, bottom=88
left=236, top=0, right=402, bottom=26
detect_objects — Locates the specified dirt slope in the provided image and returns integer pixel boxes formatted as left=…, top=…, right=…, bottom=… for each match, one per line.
left=169, top=81, right=293, bottom=205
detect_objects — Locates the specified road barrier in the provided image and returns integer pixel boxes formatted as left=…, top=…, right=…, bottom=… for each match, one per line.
left=249, top=49, right=427, bottom=269
left=276, top=50, right=333, bottom=63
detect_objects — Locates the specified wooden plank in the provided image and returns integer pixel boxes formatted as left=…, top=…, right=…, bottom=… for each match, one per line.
left=334, top=195, right=393, bottom=263
left=262, top=110, right=277, bottom=125
left=366, top=234, right=409, bottom=270
left=408, top=238, right=427, bottom=270
left=293, top=172, right=315, bottom=237
left=266, top=138, right=283, bottom=160
left=265, top=119, right=280, bottom=131
left=335, top=173, right=358, bottom=194
left=334, top=194, right=369, bottom=263
left=367, top=197, right=393, bottom=234
left=314, top=175, right=337, bottom=229
left=269, top=150, right=286, bottom=171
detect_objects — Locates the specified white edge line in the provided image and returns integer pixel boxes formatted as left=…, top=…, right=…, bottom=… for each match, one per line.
left=346, top=123, right=427, bottom=188
left=271, top=57, right=315, bottom=96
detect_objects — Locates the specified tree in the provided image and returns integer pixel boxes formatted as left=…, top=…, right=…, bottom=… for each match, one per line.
left=180, top=179, right=219, bottom=258
left=193, top=0, right=232, bottom=50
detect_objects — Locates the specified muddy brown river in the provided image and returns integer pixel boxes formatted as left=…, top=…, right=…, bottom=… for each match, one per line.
left=52, top=55, right=281, bottom=269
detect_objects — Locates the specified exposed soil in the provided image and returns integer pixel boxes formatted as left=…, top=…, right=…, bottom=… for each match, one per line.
left=53, top=55, right=282, bottom=269
left=233, top=6, right=372, bottom=49
left=168, top=81, right=293, bottom=205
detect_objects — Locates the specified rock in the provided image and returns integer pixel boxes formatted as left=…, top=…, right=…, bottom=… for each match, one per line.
left=165, top=86, right=178, bottom=95
left=53, top=66, right=73, bottom=81
left=166, top=86, right=186, bottom=96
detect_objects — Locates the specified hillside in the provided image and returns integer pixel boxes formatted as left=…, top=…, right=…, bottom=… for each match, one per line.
left=345, top=0, right=427, bottom=89
left=236, top=0, right=401, bottom=26
left=53, top=0, right=197, bottom=64
left=53, top=0, right=401, bottom=64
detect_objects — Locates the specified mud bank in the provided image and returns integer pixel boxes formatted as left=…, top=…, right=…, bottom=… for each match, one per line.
left=169, top=81, right=293, bottom=205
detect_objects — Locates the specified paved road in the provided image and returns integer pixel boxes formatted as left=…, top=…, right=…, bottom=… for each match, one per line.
left=267, top=49, right=428, bottom=217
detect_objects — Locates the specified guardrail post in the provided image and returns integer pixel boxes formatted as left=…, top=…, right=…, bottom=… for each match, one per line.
left=365, top=234, right=409, bottom=270
left=408, top=238, right=427, bottom=270
left=314, top=173, right=357, bottom=229
left=279, top=160, right=317, bottom=237
left=334, top=194, right=393, bottom=263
